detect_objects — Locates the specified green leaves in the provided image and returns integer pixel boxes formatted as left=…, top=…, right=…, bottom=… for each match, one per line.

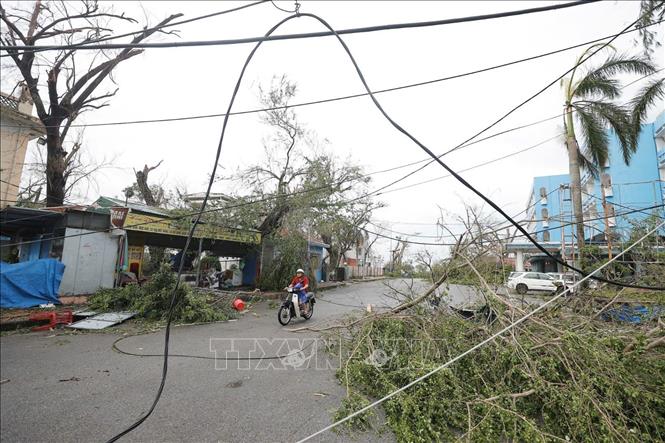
left=629, top=77, right=665, bottom=146
left=567, top=49, right=662, bottom=169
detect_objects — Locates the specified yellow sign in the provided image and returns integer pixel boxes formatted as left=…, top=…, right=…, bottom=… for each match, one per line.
left=124, top=213, right=261, bottom=244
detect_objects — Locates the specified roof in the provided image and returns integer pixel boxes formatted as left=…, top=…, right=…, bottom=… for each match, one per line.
left=0, top=206, right=63, bottom=231
left=308, top=240, right=330, bottom=249
left=93, top=196, right=168, bottom=217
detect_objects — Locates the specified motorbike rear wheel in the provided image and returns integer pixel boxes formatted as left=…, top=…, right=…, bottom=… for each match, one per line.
left=302, top=300, right=314, bottom=320
left=278, top=305, right=292, bottom=325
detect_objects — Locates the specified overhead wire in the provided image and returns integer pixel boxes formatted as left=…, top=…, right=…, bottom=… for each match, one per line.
left=281, top=9, right=665, bottom=291
left=0, top=1, right=270, bottom=58
left=2, top=26, right=660, bottom=131
left=297, top=219, right=665, bottom=442
left=0, top=0, right=598, bottom=53
left=3, top=5, right=660, bottom=289
left=361, top=203, right=665, bottom=247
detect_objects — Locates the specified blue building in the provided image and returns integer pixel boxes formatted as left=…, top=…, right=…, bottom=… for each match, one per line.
left=509, top=111, right=665, bottom=273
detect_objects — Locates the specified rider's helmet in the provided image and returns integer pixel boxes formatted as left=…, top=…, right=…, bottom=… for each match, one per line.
left=296, top=268, right=305, bottom=274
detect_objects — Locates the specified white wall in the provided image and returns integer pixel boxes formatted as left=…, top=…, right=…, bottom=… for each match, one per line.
left=60, top=228, right=118, bottom=295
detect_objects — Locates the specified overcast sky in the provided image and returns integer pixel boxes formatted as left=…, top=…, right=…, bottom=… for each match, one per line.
left=2, top=1, right=663, bottom=262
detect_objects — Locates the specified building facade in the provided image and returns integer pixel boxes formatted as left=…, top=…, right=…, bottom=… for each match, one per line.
left=0, top=87, right=45, bottom=206
left=510, top=111, right=665, bottom=272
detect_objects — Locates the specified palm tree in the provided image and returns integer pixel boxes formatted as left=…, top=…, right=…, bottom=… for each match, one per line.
left=560, top=46, right=664, bottom=259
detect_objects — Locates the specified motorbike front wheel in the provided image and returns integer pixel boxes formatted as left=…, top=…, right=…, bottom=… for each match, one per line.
left=278, top=305, right=292, bottom=325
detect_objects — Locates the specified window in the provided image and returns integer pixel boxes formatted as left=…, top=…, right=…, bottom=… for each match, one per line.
left=543, top=231, right=551, bottom=242
left=538, top=273, right=553, bottom=280
left=539, top=187, right=547, bottom=204
left=524, top=273, right=538, bottom=279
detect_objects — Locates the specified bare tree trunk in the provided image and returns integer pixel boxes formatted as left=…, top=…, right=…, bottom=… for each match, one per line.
left=134, top=161, right=163, bottom=206
left=45, top=123, right=66, bottom=206
left=566, top=135, right=586, bottom=259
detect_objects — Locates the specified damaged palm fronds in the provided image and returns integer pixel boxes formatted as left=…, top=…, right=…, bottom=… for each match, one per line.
left=320, top=208, right=665, bottom=441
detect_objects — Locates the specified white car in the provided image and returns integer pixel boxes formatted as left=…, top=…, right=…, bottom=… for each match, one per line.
left=506, top=272, right=564, bottom=295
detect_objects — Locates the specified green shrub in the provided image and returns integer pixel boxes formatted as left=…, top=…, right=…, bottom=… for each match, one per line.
left=89, top=264, right=230, bottom=323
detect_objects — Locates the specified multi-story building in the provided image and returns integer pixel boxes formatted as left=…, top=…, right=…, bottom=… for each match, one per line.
left=509, top=111, right=665, bottom=273
left=0, top=86, right=45, bottom=207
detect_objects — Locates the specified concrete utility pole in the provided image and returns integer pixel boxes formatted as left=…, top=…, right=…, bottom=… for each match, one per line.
left=601, top=184, right=613, bottom=260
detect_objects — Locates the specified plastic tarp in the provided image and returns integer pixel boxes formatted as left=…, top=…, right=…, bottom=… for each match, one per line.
left=0, top=259, right=65, bottom=308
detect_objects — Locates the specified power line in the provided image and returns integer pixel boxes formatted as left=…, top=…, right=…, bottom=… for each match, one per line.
left=298, top=7, right=665, bottom=291
left=297, top=219, right=665, bottom=442
left=375, top=135, right=558, bottom=195
left=1, top=1, right=598, bottom=52
left=2, top=26, right=660, bottom=131
left=362, top=203, right=665, bottom=247
left=0, top=144, right=563, bottom=244
left=360, top=71, right=664, bottom=208
left=1, top=1, right=269, bottom=58
left=5, top=10, right=661, bottom=291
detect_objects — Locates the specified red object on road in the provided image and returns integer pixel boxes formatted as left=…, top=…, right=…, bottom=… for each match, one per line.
left=232, top=298, right=245, bottom=311
left=29, top=310, right=73, bottom=331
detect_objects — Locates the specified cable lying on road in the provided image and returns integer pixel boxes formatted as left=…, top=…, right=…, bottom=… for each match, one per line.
left=105, top=6, right=664, bottom=441
left=111, top=333, right=315, bottom=361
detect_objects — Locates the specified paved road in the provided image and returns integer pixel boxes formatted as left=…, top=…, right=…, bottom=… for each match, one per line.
left=0, top=280, right=408, bottom=443
left=0, top=279, right=548, bottom=443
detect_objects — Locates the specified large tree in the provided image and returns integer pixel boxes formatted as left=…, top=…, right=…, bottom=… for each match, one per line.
left=208, top=75, right=380, bottom=284
left=1, top=1, right=180, bottom=206
left=560, top=46, right=663, bottom=255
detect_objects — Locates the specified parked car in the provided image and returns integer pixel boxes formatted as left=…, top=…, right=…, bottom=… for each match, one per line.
left=547, top=271, right=599, bottom=292
left=506, top=272, right=564, bottom=295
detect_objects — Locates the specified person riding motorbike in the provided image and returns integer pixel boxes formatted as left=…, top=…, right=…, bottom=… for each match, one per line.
left=287, top=268, right=310, bottom=314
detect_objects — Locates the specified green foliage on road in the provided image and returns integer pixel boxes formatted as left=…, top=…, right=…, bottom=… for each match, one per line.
left=335, top=313, right=665, bottom=442
left=89, top=264, right=231, bottom=323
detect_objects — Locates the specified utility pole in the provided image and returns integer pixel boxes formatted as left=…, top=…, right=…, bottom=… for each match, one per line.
left=601, top=184, right=613, bottom=260
left=559, top=185, right=566, bottom=270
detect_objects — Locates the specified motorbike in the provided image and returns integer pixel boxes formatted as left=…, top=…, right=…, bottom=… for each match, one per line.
left=278, top=284, right=315, bottom=325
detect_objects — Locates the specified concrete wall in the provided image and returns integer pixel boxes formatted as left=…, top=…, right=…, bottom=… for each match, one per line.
left=581, top=119, right=664, bottom=240
left=0, top=123, right=32, bottom=205
left=60, top=228, right=118, bottom=295
left=0, top=92, right=44, bottom=206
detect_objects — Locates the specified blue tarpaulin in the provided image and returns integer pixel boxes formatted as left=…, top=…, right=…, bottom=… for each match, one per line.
left=0, top=259, right=65, bottom=308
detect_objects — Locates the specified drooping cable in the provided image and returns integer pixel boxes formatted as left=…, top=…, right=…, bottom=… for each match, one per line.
left=281, top=11, right=663, bottom=290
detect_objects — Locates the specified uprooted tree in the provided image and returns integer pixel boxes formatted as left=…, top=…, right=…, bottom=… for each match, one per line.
left=0, top=0, right=181, bottom=206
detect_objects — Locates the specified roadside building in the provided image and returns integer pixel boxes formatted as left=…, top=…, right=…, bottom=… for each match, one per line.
left=0, top=86, right=45, bottom=207
left=508, top=111, right=665, bottom=272
left=0, top=205, right=122, bottom=296
left=93, top=196, right=262, bottom=285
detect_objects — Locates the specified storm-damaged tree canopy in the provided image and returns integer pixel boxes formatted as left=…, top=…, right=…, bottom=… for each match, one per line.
left=207, top=75, right=381, bottom=286
left=0, top=0, right=181, bottom=206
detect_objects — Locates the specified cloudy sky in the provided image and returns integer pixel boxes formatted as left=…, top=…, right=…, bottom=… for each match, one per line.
left=2, top=1, right=663, bottom=261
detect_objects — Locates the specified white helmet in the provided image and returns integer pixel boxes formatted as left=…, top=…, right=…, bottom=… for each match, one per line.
left=296, top=268, right=305, bottom=274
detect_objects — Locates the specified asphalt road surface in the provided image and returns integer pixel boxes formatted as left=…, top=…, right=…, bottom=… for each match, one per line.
left=0, top=279, right=547, bottom=442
